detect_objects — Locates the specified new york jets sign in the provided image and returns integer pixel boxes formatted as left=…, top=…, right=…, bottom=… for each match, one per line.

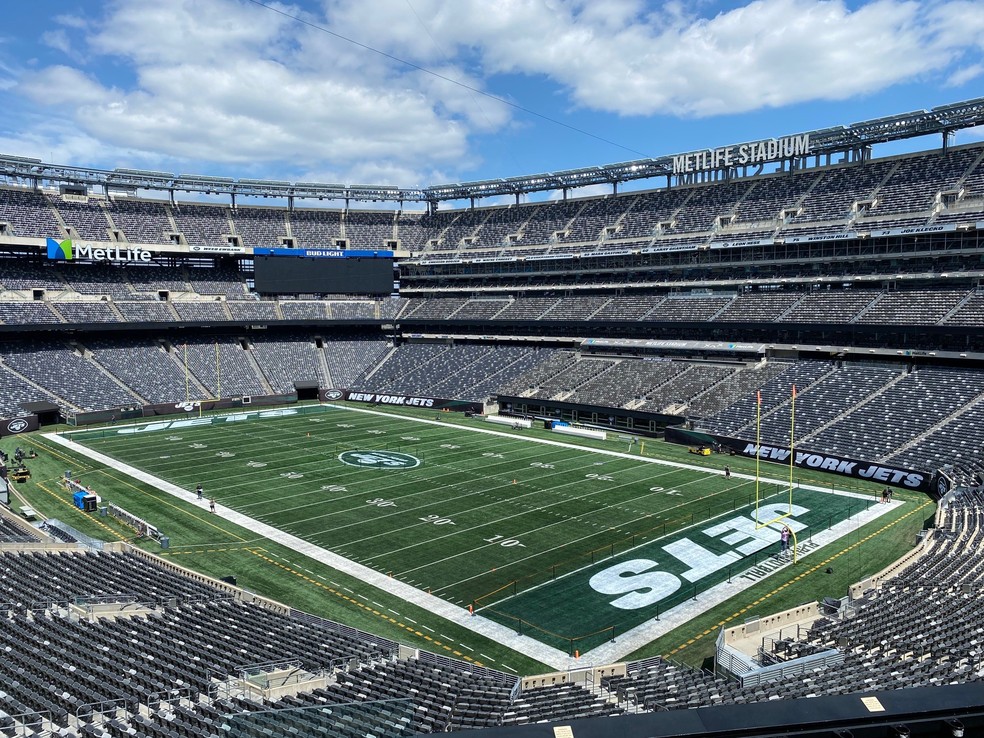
left=338, top=450, right=420, bottom=469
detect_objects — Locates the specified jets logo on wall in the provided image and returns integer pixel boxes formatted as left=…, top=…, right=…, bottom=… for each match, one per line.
left=5, top=419, right=28, bottom=434
left=324, top=389, right=345, bottom=401
left=338, top=450, right=420, bottom=469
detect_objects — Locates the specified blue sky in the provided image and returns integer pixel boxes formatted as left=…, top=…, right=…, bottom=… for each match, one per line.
left=1, top=0, right=983, bottom=201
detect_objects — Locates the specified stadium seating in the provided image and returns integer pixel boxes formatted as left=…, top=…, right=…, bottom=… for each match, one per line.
left=6, top=111, right=984, bottom=738
left=637, top=364, right=736, bottom=413
left=115, top=301, right=180, bottom=322
left=885, top=398, right=984, bottom=476
left=0, top=514, right=40, bottom=543
left=590, top=294, right=666, bottom=321
left=179, top=338, right=269, bottom=398
left=171, top=204, right=233, bottom=246
left=173, top=302, right=232, bottom=322
left=0, top=261, right=65, bottom=291
left=0, top=301, right=63, bottom=325
left=3, top=138, right=983, bottom=265
left=755, top=364, right=901, bottom=447
left=106, top=198, right=174, bottom=244
left=345, top=210, right=395, bottom=250
left=281, top=300, right=328, bottom=320
left=248, top=335, right=327, bottom=394
left=805, top=368, right=984, bottom=461
left=0, top=188, right=61, bottom=237
left=227, top=301, right=281, bottom=322
left=452, top=298, right=512, bottom=321
left=322, top=334, right=391, bottom=389
left=570, top=358, right=689, bottom=408
left=231, top=207, right=288, bottom=248
left=0, top=319, right=979, bottom=480
left=489, top=297, right=561, bottom=321
left=55, top=197, right=114, bottom=241
left=778, top=289, right=882, bottom=323
left=288, top=209, right=344, bottom=249
left=86, top=338, right=191, bottom=404
left=0, top=147, right=982, bottom=464
left=0, top=547, right=630, bottom=736
left=186, top=267, right=248, bottom=298
left=855, top=289, right=971, bottom=325
left=0, top=340, right=141, bottom=413
left=50, top=301, right=122, bottom=323
left=715, top=292, right=802, bottom=322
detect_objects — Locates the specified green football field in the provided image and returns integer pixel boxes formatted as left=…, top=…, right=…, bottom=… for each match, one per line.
left=68, top=404, right=871, bottom=654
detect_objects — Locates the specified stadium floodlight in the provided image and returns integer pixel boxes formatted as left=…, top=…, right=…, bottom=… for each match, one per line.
left=237, top=179, right=291, bottom=186
left=107, top=168, right=176, bottom=188
left=349, top=186, right=403, bottom=201
left=177, top=174, right=236, bottom=183
left=292, top=182, right=348, bottom=198
left=848, top=110, right=932, bottom=139
left=0, top=154, right=43, bottom=165
left=932, top=96, right=984, bottom=115
left=112, top=167, right=174, bottom=177
left=931, top=97, right=984, bottom=128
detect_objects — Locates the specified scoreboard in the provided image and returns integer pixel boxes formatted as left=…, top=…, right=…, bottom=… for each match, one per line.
left=253, top=248, right=394, bottom=295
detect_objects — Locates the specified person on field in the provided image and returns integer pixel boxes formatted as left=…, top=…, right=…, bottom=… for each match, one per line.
left=780, top=525, right=791, bottom=555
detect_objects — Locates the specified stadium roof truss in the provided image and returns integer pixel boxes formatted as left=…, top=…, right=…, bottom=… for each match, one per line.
left=1, top=97, right=983, bottom=207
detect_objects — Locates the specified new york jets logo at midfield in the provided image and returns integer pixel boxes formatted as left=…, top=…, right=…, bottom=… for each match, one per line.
left=338, top=450, right=420, bottom=469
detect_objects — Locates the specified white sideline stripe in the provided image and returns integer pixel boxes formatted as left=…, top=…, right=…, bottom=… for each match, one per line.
left=45, top=431, right=574, bottom=671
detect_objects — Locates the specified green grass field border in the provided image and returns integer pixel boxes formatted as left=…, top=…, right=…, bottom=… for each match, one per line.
left=4, top=403, right=936, bottom=675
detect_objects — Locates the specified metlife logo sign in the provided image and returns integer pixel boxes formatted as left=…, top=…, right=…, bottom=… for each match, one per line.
left=46, top=237, right=152, bottom=263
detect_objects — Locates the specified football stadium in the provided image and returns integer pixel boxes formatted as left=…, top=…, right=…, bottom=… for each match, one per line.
left=1, top=55, right=984, bottom=738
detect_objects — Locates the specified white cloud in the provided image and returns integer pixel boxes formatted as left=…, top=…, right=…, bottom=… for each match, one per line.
left=946, top=63, right=984, bottom=87
left=40, top=29, right=72, bottom=57
left=324, top=0, right=984, bottom=116
left=12, top=0, right=503, bottom=183
left=5, top=0, right=984, bottom=186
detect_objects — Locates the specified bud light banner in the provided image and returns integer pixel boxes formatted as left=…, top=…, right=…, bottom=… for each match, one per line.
left=321, top=388, right=482, bottom=414
left=0, top=415, right=39, bottom=437
left=665, top=426, right=933, bottom=493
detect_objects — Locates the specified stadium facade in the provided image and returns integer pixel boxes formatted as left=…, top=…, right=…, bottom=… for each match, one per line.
left=0, top=100, right=983, bottom=736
